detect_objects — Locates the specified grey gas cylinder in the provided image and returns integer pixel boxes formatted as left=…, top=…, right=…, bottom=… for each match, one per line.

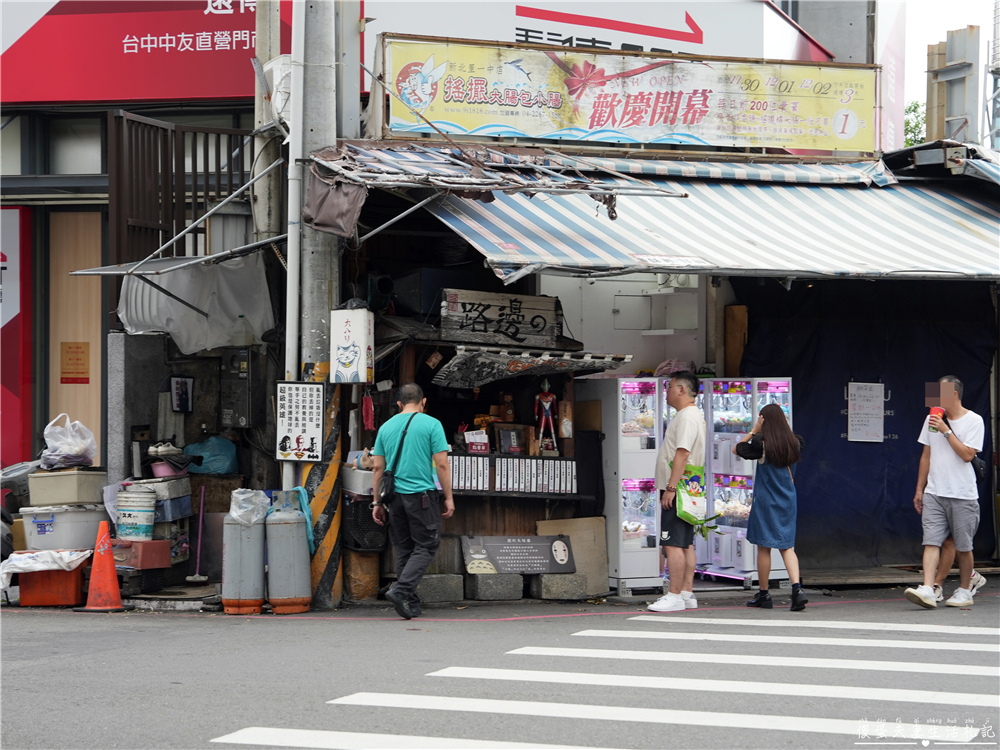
left=221, top=514, right=265, bottom=615
left=265, top=491, right=312, bottom=614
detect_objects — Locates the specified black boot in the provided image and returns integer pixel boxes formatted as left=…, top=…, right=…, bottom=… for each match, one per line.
left=790, top=586, right=808, bottom=612
left=747, top=590, right=772, bottom=608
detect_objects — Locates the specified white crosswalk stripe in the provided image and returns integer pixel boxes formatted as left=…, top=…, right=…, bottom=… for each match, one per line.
left=627, top=615, right=1000, bottom=636
left=327, top=693, right=982, bottom=740
left=507, top=645, right=1000, bottom=676
left=571, top=628, right=999, bottom=652
left=213, top=608, right=999, bottom=748
left=427, top=665, right=999, bottom=707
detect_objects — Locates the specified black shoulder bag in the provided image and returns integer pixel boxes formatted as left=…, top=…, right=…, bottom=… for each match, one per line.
left=378, top=413, right=418, bottom=504
left=943, top=415, right=988, bottom=483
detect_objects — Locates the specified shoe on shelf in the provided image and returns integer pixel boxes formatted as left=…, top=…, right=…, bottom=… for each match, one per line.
left=904, top=585, right=937, bottom=609
left=681, top=591, right=698, bottom=610
left=156, top=441, right=182, bottom=456
left=790, top=588, right=808, bottom=612
left=945, top=588, right=974, bottom=608
left=969, top=570, right=986, bottom=596
left=932, top=584, right=944, bottom=602
left=384, top=588, right=413, bottom=620
left=148, top=442, right=164, bottom=456
left=746, top=590, right=772, bottom=609
left=648, top=593, right=686, bottom=612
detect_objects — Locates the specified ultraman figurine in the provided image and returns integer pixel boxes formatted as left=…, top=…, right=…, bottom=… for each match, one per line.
left=534, top=378, right=558, bottom=454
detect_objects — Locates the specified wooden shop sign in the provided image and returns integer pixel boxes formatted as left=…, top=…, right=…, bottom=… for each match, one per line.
left=440, top=289, right=559, bottom=348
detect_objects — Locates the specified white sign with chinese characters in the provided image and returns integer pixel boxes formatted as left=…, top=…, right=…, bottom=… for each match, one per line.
left=848, top=382, right=884, bottom=443
left=276, top=382, right=324, bottom=462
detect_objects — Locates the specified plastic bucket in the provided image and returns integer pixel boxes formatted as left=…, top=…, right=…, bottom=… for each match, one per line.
left=116, top=490, right=157, bottom=541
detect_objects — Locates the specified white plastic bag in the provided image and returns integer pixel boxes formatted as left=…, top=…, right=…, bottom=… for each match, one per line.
left=40, top=413, right=98, bottom=470
left=229, top=489, right=269, bottom=527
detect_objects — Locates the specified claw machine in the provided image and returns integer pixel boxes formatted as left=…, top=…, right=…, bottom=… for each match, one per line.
left=576, top=378, right=662, bottom=595
left=702, top=378, right=789, bottom=585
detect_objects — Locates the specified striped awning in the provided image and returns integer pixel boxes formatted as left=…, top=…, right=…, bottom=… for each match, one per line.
left=425, top=178, right=1000, bottom=282
left=545, top=154, right=897, bottom=187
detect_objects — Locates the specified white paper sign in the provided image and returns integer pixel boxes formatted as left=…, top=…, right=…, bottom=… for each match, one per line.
left=276, top=382, right=325, bottom=461
left=848, top=382, right=884, bottom=443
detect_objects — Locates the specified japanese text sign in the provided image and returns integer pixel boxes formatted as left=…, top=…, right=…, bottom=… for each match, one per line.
left=848, top=382, right=884, bottom=443
left=382, top=36, right=878, bottom=152
left=461, top=535, right=576, bottom=575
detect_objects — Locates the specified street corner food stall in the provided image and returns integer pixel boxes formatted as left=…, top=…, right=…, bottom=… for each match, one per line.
left=335, top=287, right=632, bottom=602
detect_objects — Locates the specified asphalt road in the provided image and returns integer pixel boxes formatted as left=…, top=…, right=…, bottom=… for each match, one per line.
left=1, top=586, right=997, bottom=750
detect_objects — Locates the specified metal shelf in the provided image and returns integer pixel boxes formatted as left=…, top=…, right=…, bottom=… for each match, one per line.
left=641, top=328, right=698, bottom=336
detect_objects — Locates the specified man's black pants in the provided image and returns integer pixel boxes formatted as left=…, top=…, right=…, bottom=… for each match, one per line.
left=387, top=490, right=442, bottom=605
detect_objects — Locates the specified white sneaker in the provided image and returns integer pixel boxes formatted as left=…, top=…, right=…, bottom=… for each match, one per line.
left=945, top=588, right=974, bottom=607
left=969, top=570, right=986, bottom=596
left=681, top=591, right=698, bottom=609
left=647, top=593, right=686, bottom=612
left=904, top=585, right=937, bottom=609
left=932, top=584, right=944, bottom=602
left=157, top=441, right=182, bottom=456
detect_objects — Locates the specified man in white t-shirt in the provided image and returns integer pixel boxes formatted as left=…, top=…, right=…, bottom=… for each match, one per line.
left=905, top=376, right=985, bottom=609
left=648, top=371, right=707, bottom=613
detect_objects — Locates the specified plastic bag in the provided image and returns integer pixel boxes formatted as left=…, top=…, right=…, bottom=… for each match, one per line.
left=183, top=436, right=238, bottom=474
left=40, top=413, right=98, bottom=470
left=229, top=488, right=269, bottom=526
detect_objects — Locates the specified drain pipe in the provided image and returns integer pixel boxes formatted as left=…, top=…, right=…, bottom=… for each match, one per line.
left=281, top=0, right=306, bottom=491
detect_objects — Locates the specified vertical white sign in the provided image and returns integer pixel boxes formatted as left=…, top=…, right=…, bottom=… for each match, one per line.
left=848, top=382, right=884, bottom=443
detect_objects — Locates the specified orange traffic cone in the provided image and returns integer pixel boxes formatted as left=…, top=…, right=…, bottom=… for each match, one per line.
left=73, top=521, right=134, bottom=613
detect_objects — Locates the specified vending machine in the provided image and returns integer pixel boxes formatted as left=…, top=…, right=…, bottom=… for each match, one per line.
left=576, top=378, right=662, bottom=595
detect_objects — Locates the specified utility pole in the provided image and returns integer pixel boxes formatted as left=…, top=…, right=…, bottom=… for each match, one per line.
left=254, top=1, right=283, bottom=492
left=296, top=0, right=344, bottom=610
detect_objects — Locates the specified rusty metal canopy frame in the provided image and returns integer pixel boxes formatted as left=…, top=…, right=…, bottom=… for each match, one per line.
left=311, top=141, right=687, bottom=199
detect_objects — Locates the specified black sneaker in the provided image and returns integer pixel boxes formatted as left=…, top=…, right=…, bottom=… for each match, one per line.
left=747, top=590, right=773, bottom=609
left=385, top=588, right=412, bottom=620
left=790, top=588, right=808, bottom=612
left=410, top=602, right=422, bottom=618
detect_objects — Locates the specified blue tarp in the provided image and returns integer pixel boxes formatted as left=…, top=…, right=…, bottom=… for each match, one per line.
left=733, top=278, right=997, bottom=567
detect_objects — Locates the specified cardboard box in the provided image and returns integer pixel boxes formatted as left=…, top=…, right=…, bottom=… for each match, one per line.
left=536, top=517, right=608, bottom=596
left=575, top=401, right=602, bottom=432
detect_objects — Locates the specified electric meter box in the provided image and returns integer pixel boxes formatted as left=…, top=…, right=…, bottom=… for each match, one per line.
left=330, top=309, right=374, bottom=384
left=220, top=346, right=264, bottom=428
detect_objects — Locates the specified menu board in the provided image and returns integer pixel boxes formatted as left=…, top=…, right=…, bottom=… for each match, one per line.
left=848, top=382, right=884, bottom=443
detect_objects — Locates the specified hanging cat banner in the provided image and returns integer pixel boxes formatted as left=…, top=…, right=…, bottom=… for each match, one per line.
left=330, top=309, right=374, bottom=384
left=378, top=34, right=878, bottom=152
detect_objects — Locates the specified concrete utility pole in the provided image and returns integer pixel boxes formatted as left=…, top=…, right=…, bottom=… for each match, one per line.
left=296, top=0, right=344, bottom=610
left=254, top=1, right=283, bottom=247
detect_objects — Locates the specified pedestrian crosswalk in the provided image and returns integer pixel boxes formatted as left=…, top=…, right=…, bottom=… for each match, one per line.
left=212, top=606, right=999, bottom=749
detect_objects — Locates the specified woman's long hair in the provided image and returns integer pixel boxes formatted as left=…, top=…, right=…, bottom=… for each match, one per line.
left=758, top=403, right=800, bottom=468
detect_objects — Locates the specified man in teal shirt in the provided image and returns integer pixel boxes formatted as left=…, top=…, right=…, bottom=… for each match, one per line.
left=372, top=383, right=455, bottom=619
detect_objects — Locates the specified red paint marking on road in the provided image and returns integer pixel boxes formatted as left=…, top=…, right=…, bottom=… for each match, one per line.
left=515, top=5, right=703, bottom=45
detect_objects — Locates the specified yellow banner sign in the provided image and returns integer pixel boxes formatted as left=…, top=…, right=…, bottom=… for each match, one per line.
left=384, top=37, right=878, bottom=152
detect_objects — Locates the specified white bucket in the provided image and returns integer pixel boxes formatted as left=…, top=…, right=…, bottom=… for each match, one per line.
left=116, top=490, right=157, bottom=541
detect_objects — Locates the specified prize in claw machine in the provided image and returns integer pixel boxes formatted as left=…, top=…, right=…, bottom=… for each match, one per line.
left=575, top=378, right=662, bottom=595
left=753, top=379, right=793, bottom=427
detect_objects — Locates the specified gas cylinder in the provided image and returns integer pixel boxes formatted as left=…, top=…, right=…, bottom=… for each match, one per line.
left=221, top=514, right=265, bottom=615
left=265, top=490, right=311, bottom=614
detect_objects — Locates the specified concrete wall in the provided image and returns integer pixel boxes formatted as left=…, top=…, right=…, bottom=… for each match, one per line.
left=541, top=272, right=706, bottom=375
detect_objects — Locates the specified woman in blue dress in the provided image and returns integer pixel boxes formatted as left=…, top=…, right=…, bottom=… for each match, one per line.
left=734, top=403, right=807, bottom=611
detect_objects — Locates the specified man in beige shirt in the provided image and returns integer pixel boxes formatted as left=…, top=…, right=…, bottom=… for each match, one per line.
left=649, top=371, right=706, bottom=613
